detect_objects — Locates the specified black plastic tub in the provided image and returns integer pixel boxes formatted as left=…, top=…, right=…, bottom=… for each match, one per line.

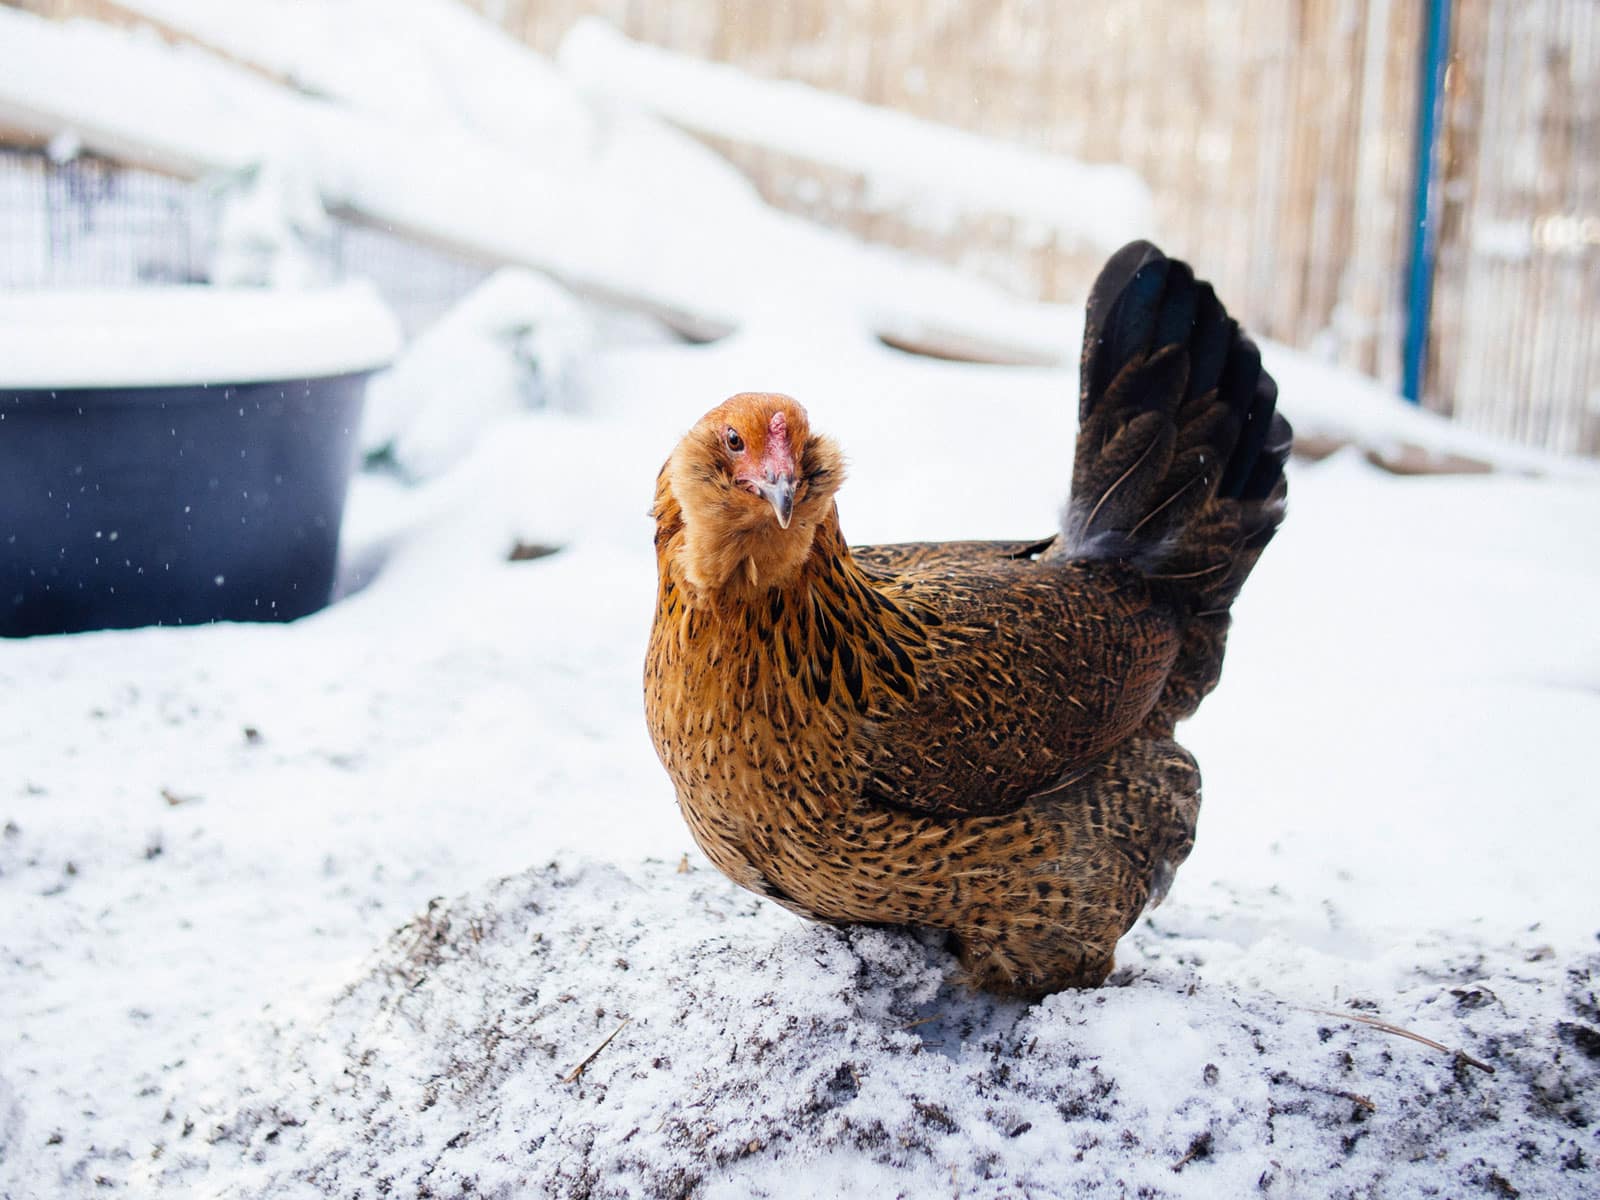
left=1, top=287, right=400, bottom=637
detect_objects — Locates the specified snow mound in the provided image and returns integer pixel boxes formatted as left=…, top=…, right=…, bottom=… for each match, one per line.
left=361, top=268, right=594, bottom=479
left=140, top=859, right=1598, bottom=1199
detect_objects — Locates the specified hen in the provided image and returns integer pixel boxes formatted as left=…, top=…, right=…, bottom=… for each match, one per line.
left=644, top=242, right=1290, bottom=996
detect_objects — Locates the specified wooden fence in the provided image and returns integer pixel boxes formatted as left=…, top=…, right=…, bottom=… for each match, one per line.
left=471, top=0, right=1597, bottom=457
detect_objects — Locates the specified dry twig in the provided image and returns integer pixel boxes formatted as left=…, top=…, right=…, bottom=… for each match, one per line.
left=1312, top=1007, right=1495, bottom=1074
left=562, top=1016, right=632, bottom=1085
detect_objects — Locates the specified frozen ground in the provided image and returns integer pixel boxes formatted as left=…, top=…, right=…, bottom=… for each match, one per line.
left=2, top=4, right=1598, bottom=1193
left=2, top=317, right=1598, bottom=1198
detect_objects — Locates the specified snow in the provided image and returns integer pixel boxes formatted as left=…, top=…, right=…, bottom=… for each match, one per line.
left=210, top=161, right=335, bottom=289
left=0, top=5, right=1087, bottom=364
left=3, top=314, right=1598, bottom=1199
left=1261, top=348, right=1599, bottom=479
left=2, top=3, right=1599, bottom=1196
left=118, top=862, right=1600, bottom=1199
left=558, top=19, right=1154, bottom=252
left=0, top=285, right=400, bottom=387
left=117, top=0, right=598, bottom=168
left=360, top=268, right=595, bottom=479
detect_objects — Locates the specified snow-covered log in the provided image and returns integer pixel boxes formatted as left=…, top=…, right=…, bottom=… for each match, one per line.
left=0, top=5, right=1080, bottom=365
left=559, top=18, right=1155, bottom=255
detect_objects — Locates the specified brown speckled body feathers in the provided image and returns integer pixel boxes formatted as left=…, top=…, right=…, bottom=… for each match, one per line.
left=645, top=242, right=1290, bottom=996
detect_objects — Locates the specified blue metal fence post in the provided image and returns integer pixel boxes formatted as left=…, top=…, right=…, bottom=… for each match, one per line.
left=1403, top=0, right=1454, bottom=405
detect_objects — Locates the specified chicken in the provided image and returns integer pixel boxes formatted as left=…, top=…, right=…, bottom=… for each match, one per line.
left=644, top=242, right=1290, bottom=997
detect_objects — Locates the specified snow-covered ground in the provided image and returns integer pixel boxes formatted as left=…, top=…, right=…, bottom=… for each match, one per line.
left=2, top=2, right=1598, bottom=1195
left=2, top=314, right=1598, bottom=1198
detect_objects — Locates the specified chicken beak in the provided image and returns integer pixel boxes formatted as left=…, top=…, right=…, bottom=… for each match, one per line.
left=755, top=474, right=796, bottom=529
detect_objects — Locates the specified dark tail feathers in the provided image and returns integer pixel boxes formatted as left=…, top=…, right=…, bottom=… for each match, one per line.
left=1061, top=240, right=1290, bottom=617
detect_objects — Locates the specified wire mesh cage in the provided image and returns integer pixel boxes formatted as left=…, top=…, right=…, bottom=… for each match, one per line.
left=0, top=147, right=216, bottom=287
left=326, top=219, right=492, bottom=339
left=0, top=146, right=490, bottom=337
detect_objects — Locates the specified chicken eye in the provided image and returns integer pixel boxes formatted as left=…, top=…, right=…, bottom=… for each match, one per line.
left=725, top=428, right=745, bottom=453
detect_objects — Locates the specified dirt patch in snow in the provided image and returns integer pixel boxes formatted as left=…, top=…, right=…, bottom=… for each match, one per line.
left=133, top=859, right=1597, bottom=1199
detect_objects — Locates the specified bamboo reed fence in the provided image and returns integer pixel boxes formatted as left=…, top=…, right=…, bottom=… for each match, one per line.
left=1430, top=0, right=1598, bottom=454
left=473, top=0, right=1597, bottom=457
